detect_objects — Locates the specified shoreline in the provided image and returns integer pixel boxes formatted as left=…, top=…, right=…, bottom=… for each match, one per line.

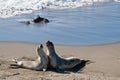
left=1, top=40, right=120, bottom=46
left=0, top=41, right=120, bottom=80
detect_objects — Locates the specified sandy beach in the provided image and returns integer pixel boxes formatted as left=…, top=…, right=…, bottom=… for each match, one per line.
left=0, top=1, right=120, bottom=80
left=0, top=42, right=120, bottom=80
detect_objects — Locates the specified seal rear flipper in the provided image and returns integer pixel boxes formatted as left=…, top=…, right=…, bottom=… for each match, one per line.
left=81, top=60, right=93, bottom=65
left=10, top=64, right=19, bottom=66
left=9, top=64, right=23, bottom=69
left=45, top=19, right=49, bottom=23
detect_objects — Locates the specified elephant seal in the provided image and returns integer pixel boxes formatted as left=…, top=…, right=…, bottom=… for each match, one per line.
left=46, top=41, right=83, bottom=71
left=19, top=15, right=49, bottom=25
left=10, top=44, right=48, bottom=71
left=32, top=15, right=49, bottom=24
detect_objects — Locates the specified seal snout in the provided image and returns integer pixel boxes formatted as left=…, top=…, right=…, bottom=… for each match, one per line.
left=37, top=44, right=43, bottom=52
left=46, top=40, right=52, bottom=47
left=40, top=44, right=43, bottom=48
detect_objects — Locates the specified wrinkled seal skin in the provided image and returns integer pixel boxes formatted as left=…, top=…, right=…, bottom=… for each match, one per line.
left=46, top=41, right=82, bottom=71
left=11, top=44, right=48, bottom=71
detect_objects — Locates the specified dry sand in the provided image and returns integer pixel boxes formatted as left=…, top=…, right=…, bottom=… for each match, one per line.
left=0, top=42, right=120, bottom=80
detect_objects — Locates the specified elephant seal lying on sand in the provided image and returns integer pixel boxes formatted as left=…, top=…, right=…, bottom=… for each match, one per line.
left=46, top=41, right=89, bottom=71
left=10, top=44, right=48, bottom=71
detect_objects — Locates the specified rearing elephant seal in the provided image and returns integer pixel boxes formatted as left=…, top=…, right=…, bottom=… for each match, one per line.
left=46, top=41, right=83, bottom=71
left=10, top=44, right=48, bottom=71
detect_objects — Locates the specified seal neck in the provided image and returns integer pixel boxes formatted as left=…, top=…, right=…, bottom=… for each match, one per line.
left=47, top=46, right=59, bottom=58
left=37, top=49, right=45, bottom=60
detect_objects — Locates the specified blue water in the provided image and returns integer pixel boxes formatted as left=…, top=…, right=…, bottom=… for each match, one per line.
left=0, top=2, right=120, bottom=45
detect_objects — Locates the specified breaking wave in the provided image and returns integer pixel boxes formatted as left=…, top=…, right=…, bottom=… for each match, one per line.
left=0, top=0, right=119, bottom=18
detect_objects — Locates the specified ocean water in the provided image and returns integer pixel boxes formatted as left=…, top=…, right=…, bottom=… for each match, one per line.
left=0, top=0, right=120, bottom=45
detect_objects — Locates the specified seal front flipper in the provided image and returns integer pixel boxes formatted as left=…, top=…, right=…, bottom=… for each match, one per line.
left=43, top=67, right=47, bottom=72
left=55, top=65, right=65, bottom=73
left=42, top=65, right=47, bottom=72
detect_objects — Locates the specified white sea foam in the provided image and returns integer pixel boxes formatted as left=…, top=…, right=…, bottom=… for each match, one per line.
left=0, top=0, right=118, bottom=18
left=114, top=0, right=120, bottom=2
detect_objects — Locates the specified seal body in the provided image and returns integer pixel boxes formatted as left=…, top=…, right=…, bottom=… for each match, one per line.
left=46, top=41, right=81, bottom=70
left=33, top=15, right=49, bottom=24
left=19, top=15, right=49, bottom=25
left=11, top=44, right=48, bottom=71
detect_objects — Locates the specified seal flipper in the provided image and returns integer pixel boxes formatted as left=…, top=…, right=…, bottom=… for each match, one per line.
left=9, top=64, right=23, bottom=69
left=55, top=65, right=65, bottom=73
left=44, top=19, right=49, bottom=23
left=42, top=65, right=47, bottom=72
